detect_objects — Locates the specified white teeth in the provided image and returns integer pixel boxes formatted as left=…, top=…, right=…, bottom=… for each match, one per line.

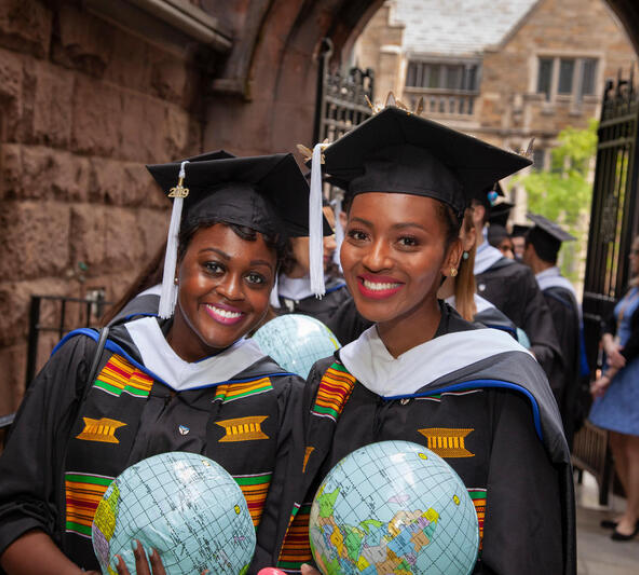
left=207, top=305, right=242, bottom=318
left=363, top=280, right=401, bottom=291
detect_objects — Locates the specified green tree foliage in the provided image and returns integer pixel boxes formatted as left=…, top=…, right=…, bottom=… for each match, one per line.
left=515, top=119, right=598, bottom=281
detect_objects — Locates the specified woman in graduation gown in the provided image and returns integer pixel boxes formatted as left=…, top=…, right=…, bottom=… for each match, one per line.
left=276, top=106, right=575, bottom=575
left=0, top=153, right=323, bottom=574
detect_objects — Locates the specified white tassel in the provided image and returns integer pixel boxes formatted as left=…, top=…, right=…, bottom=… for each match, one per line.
left=159, top=161, right=190, bottom=318
left=332, top=196, right=344, bottom=271
left=270, top=273, right=281, bottom=308
left=309, top=143, right=326, bottom=298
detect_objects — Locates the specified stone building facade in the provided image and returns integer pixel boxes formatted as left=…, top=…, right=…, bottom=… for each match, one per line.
left=355, top=0, right=638, bottom=184
left=0, top=0, right=638, bottom=424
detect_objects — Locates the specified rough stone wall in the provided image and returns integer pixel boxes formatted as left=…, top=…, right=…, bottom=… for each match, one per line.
left=0, top=0, right=205, bottom=416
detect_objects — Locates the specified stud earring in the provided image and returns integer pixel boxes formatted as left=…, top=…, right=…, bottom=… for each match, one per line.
left=174, top=277, right=178, bottom=285
left=462, top=251, right=469, bottom=260
left=450, top=267, right=458, bottom=277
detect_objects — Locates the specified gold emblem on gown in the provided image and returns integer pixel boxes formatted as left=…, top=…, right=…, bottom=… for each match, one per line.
left=76, top=417, right=127, bottom=444
left=216, top=415, right=269, bottom=442
left=418, top=427, right=475, bottom=458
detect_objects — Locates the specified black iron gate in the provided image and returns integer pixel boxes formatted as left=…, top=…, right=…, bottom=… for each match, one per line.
left=25, top=293, right=110, bottom=387
left=583, top=72, right=639, bottom=368
left=313, top=38, right=375, bottom=146
left=574, top=70, right=639, bottom=504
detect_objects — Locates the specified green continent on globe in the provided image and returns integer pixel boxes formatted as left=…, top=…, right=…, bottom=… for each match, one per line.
left=94, top=483, right=120, bottom=541
left=316, top=486, right=340, bottom=518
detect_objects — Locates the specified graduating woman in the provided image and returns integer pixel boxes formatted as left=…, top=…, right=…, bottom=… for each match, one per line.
left=275, top=106, right=575, bottom=575
left=0, top=153, right=326, bottom=574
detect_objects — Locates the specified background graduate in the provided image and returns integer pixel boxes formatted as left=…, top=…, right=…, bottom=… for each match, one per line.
left=471, top=187, right=563, bottom=394
left=0, top=153, right=322, bottom=574
left=523, top=212, right=583, bottom=448
left=438, top=206, right=521, bottom=340
left=276, top=105, right=575, bottom=575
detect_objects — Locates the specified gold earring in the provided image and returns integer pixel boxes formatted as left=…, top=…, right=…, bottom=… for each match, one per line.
left=450, top=267, right=458, bottom=277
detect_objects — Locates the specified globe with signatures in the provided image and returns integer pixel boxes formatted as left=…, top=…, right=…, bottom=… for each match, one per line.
left=309, top=441, right=479, bottom=575
left=91, top=452, right=256, bottom=575
left=252, top=314, right=341, bottom=378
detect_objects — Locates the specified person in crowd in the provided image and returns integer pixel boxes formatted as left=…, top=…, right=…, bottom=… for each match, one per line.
left=523, top=212, right=582, bottom=448
left=487, top=201, right=515, bottom=259
left=271, top=202, right=350, bottom=325
left=589, top=234, right=639, bottom=541
left=0, top=153, right=320, bottom=574
left=487, top=224, right=514, bottom=259
left=472, top=187, right=563, bottom=391
left=510, top=224, right=530, bottom=261
left=438, top=207, right=520, bottom=340
left=276, top=105, right=575, bottom=575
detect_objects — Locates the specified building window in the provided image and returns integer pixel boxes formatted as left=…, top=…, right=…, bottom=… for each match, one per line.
left=536, top=56, right=598, bottom=102
left=405, top=58, right=481, bottom=116
left=532, top=148, right=546, bottom=171
left=537, top=58, right=553, bottom=101
left=406, top=61, right=481, bottom=93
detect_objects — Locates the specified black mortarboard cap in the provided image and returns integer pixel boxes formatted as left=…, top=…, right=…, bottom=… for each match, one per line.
left=148, top=152, right=320, bottom=239
left=321, top=107, right=530, bottom=217
left=526, top=212, right=575, bottom=262
left=488, top=201, right=514, bottom=227
left=511, top=224, right=531, bottom=238
left=488, top=224, right=510, bottom=246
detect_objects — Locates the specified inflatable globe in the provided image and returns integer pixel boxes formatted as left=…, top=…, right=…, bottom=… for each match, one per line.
left=309, top=441, right=479, bottom=575
left=252, top=314, right=340, bottom=378
left=91, top=452, right=256, bottom=575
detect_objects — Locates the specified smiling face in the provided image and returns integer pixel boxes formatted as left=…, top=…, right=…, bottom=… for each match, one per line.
left=341, top=192, right=462, bottom=340
left=168, top=223, right=277, bottom=362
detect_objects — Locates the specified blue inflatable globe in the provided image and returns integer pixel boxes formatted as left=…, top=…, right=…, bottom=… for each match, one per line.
left=309, top=441, right=479, bottom=575
left=91, top=452, right=256, bottom=575
left=252, top=314, right=340, bottom=378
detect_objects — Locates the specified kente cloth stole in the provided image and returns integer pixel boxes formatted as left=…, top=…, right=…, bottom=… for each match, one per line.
left=62, top=352, right=274, bottom=564
left=277, top=362, right=356, bottom=570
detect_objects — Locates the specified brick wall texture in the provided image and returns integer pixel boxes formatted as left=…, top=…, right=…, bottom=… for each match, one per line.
left=0, top=0, right=205, bottom=414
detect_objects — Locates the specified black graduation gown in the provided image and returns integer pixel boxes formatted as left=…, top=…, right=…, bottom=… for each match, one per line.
left=475, top=257, right=564, bottom=393
left=276, top=278, right=352, bottom=328
left=542, top=287, right=581, bottom=448
left=277, top=306, right=575, bottom=575
left=0, top=321, right=305, bottom=573
left=108, top=292, right=160, bottom=326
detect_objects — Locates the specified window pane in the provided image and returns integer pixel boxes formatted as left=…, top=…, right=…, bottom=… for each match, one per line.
left=406, top=62, right=417, bottom=87
left=415, top=63, right=424, bottom=88
left=465, top=65, right=478, bottom=91
left=581, top=58, right=597, bottom=96
left=558, top=59, right=575, bottom=94
left=537, top=58, right=553, bottom=101
left=446, top=65, right=462, bottom=90
left=532, top=149, right=545, bottom=171
left=429, top=65, right=441, bottom=88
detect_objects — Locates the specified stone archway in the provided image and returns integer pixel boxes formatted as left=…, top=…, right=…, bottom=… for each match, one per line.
left=202, top=0, right=639, bottom=158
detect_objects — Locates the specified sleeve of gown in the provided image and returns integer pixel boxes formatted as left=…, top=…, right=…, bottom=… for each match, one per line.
left=0, top=336, right=94, bottom=558
left=252, top=374, right=307, bottom=571
left=520, top=271, right=563, bottom=385
left=479, top=390, right=564, bottom=575
left=621, top=304, right=639, bottom=362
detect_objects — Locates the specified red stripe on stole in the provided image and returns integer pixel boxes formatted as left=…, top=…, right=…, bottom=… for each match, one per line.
left=66, top=498, right=99, bottom=511
left=106, top=363, right=131, bottom=378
